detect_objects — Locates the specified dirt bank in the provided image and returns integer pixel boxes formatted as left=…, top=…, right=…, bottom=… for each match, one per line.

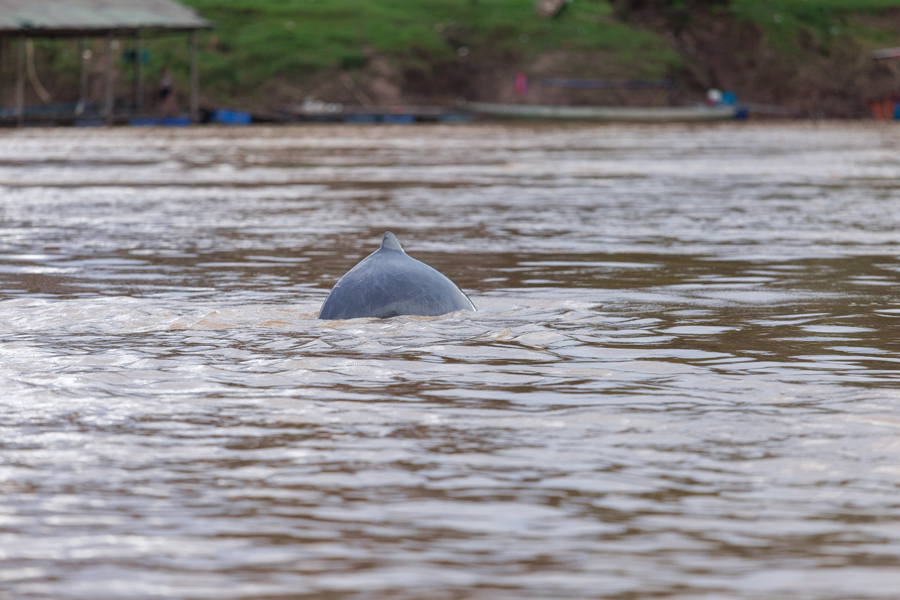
left=6, top=3, right=900, bottom=119
left=275, top=8, right=900, bottom=119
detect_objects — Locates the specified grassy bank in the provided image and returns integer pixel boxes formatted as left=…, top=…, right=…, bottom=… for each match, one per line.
left=731, top=0, right=900, bottom=50
left=177, top=0, right=679, bottom=102
left=16, top=0, right=900, bottom=116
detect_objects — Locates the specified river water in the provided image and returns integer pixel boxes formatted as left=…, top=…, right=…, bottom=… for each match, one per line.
left=0, top=122, right=898, bottom=599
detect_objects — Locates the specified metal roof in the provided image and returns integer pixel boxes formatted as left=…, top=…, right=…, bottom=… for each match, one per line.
left=0, top=0, right=211, bottom=36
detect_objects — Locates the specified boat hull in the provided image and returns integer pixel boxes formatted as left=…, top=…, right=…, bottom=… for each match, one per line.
left=460, top=101, right=738, bottom=122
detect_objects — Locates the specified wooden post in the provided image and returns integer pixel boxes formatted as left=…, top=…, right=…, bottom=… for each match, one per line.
left=16, top=35, right=24, bottom=126
left=104, top=32, right=113, bottom=124
left=189, top=30, right=199, bottom=124
left=134, top=30, right=142, bottom=113
left=0, top=40, right=4, bottom=114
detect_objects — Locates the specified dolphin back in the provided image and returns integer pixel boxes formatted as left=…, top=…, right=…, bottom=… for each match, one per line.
left=318, top=234, right=475, bottom=320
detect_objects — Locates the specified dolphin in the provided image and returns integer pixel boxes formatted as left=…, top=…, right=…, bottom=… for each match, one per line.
left=318, top=232, right=476, bottom=320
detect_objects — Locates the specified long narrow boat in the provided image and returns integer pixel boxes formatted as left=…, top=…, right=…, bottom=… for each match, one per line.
left=459, top=101, right=739, bottom=122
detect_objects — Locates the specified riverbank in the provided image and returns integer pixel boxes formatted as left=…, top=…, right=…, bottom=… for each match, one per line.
left=10, top=0, right=900, bottom=118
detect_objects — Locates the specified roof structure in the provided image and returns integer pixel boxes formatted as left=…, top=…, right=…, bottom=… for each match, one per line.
left=0, top=0, right=211, bottom=36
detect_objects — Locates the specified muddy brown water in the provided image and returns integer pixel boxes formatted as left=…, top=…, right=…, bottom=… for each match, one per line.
left=0, top=123, right=899, bottom=599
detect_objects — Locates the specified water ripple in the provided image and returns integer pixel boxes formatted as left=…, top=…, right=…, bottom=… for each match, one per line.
left=0, top=123, right=899, bottom=599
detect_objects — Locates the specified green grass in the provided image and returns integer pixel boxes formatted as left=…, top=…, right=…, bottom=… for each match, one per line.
left=169, top=0, right=679, bottom=101
left=28, top=0, right=900, bottom=109
left=731, top=0, right=900, bottom=52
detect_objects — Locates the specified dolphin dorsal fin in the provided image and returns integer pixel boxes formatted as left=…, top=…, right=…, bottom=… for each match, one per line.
left=381, top=232, right=404, bottom=252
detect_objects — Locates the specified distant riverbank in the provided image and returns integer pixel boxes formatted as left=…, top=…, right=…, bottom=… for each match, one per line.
left=10, top=0, right=900, bottom=118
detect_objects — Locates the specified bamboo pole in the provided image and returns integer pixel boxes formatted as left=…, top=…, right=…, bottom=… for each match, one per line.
left=189, top=31, right=199, bottom=124
left=16, top=35, right=24, bottom=126
left=104, top=32, right=113, bottom=124
left=134, top=31, right=142, bottom=113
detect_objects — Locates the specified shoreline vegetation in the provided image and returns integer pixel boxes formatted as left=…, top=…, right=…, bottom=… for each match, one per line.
left=8, top=0, right=900, bottom=118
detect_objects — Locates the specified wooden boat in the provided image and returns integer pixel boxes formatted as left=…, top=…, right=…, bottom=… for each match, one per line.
left=459, top=101, right=739, bottom=122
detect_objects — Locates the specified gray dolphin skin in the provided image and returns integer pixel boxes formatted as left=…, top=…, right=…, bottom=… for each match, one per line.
left=318, top=232, right=476, bottom=320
